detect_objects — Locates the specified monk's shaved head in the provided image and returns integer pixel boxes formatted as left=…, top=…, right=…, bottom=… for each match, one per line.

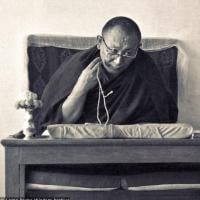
left=102, top=16, right=141, bottom=43
left=97, top=16, right=142, bottom=76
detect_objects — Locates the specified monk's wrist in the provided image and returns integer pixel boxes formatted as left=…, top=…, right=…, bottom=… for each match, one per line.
left=73, top=81, right=91, bottom=95
left=71, top=84, right=88, bottom=97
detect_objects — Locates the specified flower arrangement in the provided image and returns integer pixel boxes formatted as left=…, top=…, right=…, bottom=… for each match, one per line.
left=15, top=91, right=43, bottom=139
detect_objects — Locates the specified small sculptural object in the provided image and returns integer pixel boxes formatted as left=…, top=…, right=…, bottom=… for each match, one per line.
left=15, top=91, right=43, bottom=139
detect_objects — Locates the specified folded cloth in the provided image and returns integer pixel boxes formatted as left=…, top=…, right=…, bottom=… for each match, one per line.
left=47, top=123, right=193, bottom=139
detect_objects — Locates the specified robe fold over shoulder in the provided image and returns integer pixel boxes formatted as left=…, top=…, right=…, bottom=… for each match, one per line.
left=38, top=46, right=178, bottom=134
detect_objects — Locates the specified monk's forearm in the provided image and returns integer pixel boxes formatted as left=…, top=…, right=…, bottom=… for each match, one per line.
left=62, top=86, right=87, bottom=123
left=61, top=58, right=100, bottom=123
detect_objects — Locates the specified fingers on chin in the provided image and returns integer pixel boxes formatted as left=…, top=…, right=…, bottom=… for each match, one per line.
left=89, top=58, right=101, bottom=68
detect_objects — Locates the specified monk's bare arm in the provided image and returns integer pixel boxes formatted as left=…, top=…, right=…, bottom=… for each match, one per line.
left=62, top=85, right=87, bottom=123
left=62, top=57, right=101, bottom=123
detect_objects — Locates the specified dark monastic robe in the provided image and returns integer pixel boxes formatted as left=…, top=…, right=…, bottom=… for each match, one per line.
left=39, top=46, right=178, bottom=134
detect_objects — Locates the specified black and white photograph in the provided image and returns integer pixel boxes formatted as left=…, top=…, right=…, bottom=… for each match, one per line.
left=0, top=0, right=200, bottom=199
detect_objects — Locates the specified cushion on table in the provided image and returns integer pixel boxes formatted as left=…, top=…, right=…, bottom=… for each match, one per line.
left=47, top=123, right=193, bottom=139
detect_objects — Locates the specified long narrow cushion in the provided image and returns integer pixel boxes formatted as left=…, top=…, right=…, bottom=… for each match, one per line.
left=47, top=123, right=193, bottom=139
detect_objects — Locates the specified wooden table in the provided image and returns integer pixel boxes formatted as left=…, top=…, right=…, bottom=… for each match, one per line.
left=2, top=137, right=200, bottom=198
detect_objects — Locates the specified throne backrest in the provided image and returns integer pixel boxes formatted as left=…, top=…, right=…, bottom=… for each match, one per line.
left=27, top=35, right=180, bottom=133
left=27, top=35, right=178, bottom=102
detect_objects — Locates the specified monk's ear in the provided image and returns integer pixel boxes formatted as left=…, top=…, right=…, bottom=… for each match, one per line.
left=96, top=35, right=102, bottom=49
left=138, top=42, right=142, bottom=48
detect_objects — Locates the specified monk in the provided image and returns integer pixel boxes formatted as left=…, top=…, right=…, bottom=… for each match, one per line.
left=17, top=17, right=181, bottom=199
left=39, top=16, right=178, bottom=134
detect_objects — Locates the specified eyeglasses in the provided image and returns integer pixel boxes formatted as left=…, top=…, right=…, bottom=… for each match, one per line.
left=100, top=36, right=138, bottom=59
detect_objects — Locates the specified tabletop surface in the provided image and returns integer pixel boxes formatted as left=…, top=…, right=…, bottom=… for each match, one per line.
left=2, top=136, right=200, bottom=147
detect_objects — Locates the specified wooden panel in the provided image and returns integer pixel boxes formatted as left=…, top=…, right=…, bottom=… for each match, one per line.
left=5, top=147, right=20, bottom=197
left=2, top=138, right=200, bottom=147
left=18, top=145, right=200, bottom=165
left=19, top=165, right=25, bottom=197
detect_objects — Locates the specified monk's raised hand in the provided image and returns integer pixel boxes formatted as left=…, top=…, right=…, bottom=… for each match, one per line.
left=76, top=57, right=102, bottom=92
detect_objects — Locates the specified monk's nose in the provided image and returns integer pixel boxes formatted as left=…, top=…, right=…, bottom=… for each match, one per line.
left=113, top=55, right=123, bottom=66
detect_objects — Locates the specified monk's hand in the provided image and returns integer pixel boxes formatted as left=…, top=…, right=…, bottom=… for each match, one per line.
left=75, top=57, right=102, bottom=93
